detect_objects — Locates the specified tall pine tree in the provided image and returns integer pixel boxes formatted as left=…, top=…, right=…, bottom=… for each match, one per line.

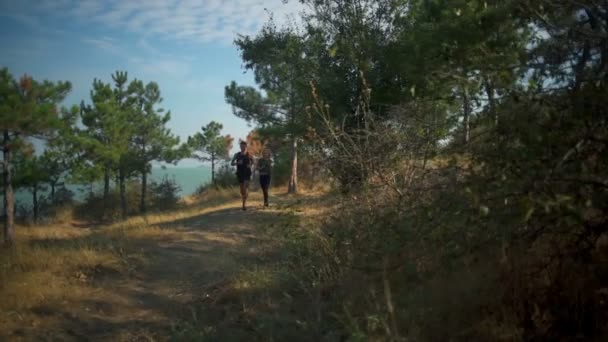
left=128, top=79, right=185, bottom=213
left=0, top=68, right=71, bottom=244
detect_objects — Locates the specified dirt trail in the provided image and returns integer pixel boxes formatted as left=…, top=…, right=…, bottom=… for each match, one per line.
left=5, top=194, right=295, bottom=341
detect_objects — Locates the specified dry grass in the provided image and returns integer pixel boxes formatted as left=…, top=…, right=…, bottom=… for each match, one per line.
left=185, top=186, right=238, bottom=207
left=1, top=186, right=331, bottom=340
left=0, top=225, right=126, bottom=312
left=49, top=205, right=77, bottom=225
left=0, top=188, right=270, bottom=310
left=0, top=189, right=246, bottom=323
left=232, top=264, right=281, bottom=291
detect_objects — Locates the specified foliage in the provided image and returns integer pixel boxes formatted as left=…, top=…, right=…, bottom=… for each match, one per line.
left=0, top=68, right=71, bottom=244
left=195, top=164, right=238, bottom=194
left=14, top=153, right=49, bottom=223
left=225, top=23, right=314, bottom=193
left=234, top=0, right=608, bottom=340
left=127, top=78, right=185, bottom=213
left=50, top=186, right=74, bottom=206
left=245, top=130, right=264, bottom=157
left=149, top=175, right=182, bottom=212
left=74, top=186, right=137, bottom=222
left=77, top=72, right=133, bottom=218
left=187, top=121, right=233, bottom=184
left=77, top=71, right=185, bottom=218
left=0, top=0, right=606, bottom=339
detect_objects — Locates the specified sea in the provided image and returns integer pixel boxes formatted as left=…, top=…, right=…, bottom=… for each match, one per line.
left=2, top=166, right=212, bottom=208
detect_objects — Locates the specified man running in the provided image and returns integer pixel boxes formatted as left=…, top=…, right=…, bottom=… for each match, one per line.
left=231, top=141, right=253, bottom=210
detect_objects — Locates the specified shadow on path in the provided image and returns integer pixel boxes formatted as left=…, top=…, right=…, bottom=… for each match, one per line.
left=25, top=200, right=290, bottom=341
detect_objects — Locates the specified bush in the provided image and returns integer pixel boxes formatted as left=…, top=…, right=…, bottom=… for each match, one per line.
left=149, top=175, right=181, bottom=211
left=300, top=72, right=608, bottom=340
left=195, top=164, right=237, bottom=195
left=73, top=182, right=141, bottom=222
left=73, top=176, right=186, bottom=220
left=51, top=186, right=74, bottom=206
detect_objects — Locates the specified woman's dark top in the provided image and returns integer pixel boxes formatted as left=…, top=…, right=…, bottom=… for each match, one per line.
left=257, top=158, right=272, bottom=175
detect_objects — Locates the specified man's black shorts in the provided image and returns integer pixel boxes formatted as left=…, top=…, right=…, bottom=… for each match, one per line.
left=236, top=169, right=252, bottom=183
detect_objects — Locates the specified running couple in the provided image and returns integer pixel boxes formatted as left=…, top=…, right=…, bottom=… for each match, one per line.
left=230, top=141, right=272, bottom=211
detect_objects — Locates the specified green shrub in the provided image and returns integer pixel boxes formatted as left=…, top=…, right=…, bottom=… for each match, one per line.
left=150, top=175, right=182, bottom=211
left=195, top=164, right=238, bottom=195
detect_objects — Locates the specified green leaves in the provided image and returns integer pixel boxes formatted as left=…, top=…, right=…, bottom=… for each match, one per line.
left=225, top=81, right=278, bottom=126
left=187, top=121, right=233, bottom=162
left=187, top=121, right=233, bottom=184
left=328, top=45, right=338, bottom=58
left=0, top=67, right=71, bottom=138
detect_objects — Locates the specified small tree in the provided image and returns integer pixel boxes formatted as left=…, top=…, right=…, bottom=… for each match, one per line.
left=14, top=153, right=49, bottom=223
left=187, top=121, right=233, bottom=184
left=127, top=79, right=184, bottom=213
left=0, top=68, right=71, bottom=245
left=41, top=106, right=79, bottom=203
left=79, top=74, right=130, bottom=215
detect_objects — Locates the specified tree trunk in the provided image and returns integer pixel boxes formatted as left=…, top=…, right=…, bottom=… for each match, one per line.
left=311, top=160, right=317, bottom=186
left=3, top=130, right=15, bottom=246
left=485, top=79, right=497, bottom=127
left=119, top=168, right=127, bottom=219
left=211, top=152, right=215, bottom=184
left=103, top=168, right=110, bottom=197
left=288, top=137, right=298, bottom=194
left=463, top=86, right=471, bottom=145
left=50, top=182, right=56, bottom=204
left=103, top=167, right=110, bottom=212
left=32, top=184, right=38, bottom=223
left=140, top=170, right=147, bottom=214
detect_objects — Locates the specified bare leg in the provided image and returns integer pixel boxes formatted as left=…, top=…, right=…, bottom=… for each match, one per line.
left=262, top=185, right=269, bottom=206
left=239, top=182, right=245, bottom=209
left=241, top=181, right=249, bottom=210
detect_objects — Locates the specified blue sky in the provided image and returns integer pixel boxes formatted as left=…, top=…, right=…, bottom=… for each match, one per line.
left=0, top=0, right=303, bottom=166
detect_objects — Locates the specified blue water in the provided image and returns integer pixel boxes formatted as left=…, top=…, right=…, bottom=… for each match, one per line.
left=150, top=166, right=211, bottom=196
left=2, top=166, right=211, bottom=207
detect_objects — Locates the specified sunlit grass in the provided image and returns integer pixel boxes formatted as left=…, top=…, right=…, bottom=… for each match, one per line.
left=233, top=265, right=280, bottom=291
left=0, top=232, right=126, bottom=312
left=1, top=185, right=332, bottom=340
left=0, top=188, right=249, bottom=314
left=16, top=224, right=89, bottom=241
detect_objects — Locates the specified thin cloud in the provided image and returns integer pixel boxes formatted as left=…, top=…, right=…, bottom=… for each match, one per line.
left=82, top=37, right=120, bottom=54
left=3, top=0, right=305, bottom=44
left=139, top=59, right=191, bottom=78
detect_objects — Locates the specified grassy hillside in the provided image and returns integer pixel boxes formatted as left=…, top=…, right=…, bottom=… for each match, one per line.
left=0, top=187, right=334, bottom=341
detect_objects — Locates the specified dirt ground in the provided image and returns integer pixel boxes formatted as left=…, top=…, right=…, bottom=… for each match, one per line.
left=0, top=190, right=315, bottom=341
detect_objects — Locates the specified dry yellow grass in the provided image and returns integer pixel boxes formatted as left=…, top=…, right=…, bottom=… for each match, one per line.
left=0, top=193, right=243, bottom=313
left=0, top=225, right=125, bottom=311
left=0, top=186, right=331, bottom=340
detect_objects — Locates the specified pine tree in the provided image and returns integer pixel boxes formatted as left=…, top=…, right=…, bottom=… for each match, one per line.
left=187, top=121, right=233, bottom=185
left=14, top=153, right=49, bottom=223
left=0, top=68, right=71, bottom=245
left=128, top=79, right=185, bottom=213
left=79, top=71, right=134, bottom=219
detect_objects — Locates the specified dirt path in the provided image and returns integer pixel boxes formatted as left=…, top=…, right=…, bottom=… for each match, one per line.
left=4, top=193, right=299, bottom=341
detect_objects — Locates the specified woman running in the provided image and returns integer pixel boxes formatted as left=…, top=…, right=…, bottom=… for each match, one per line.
left=231, top=141, right=253, bottom=210
left=257, top=148, right=273, bottom=207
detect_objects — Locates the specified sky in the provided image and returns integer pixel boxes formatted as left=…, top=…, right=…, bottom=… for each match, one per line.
left=0, top=0, right=304, bottom=167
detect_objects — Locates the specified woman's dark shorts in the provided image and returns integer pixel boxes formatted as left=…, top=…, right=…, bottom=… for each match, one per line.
left=259, top=174, right=271, bottom=188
